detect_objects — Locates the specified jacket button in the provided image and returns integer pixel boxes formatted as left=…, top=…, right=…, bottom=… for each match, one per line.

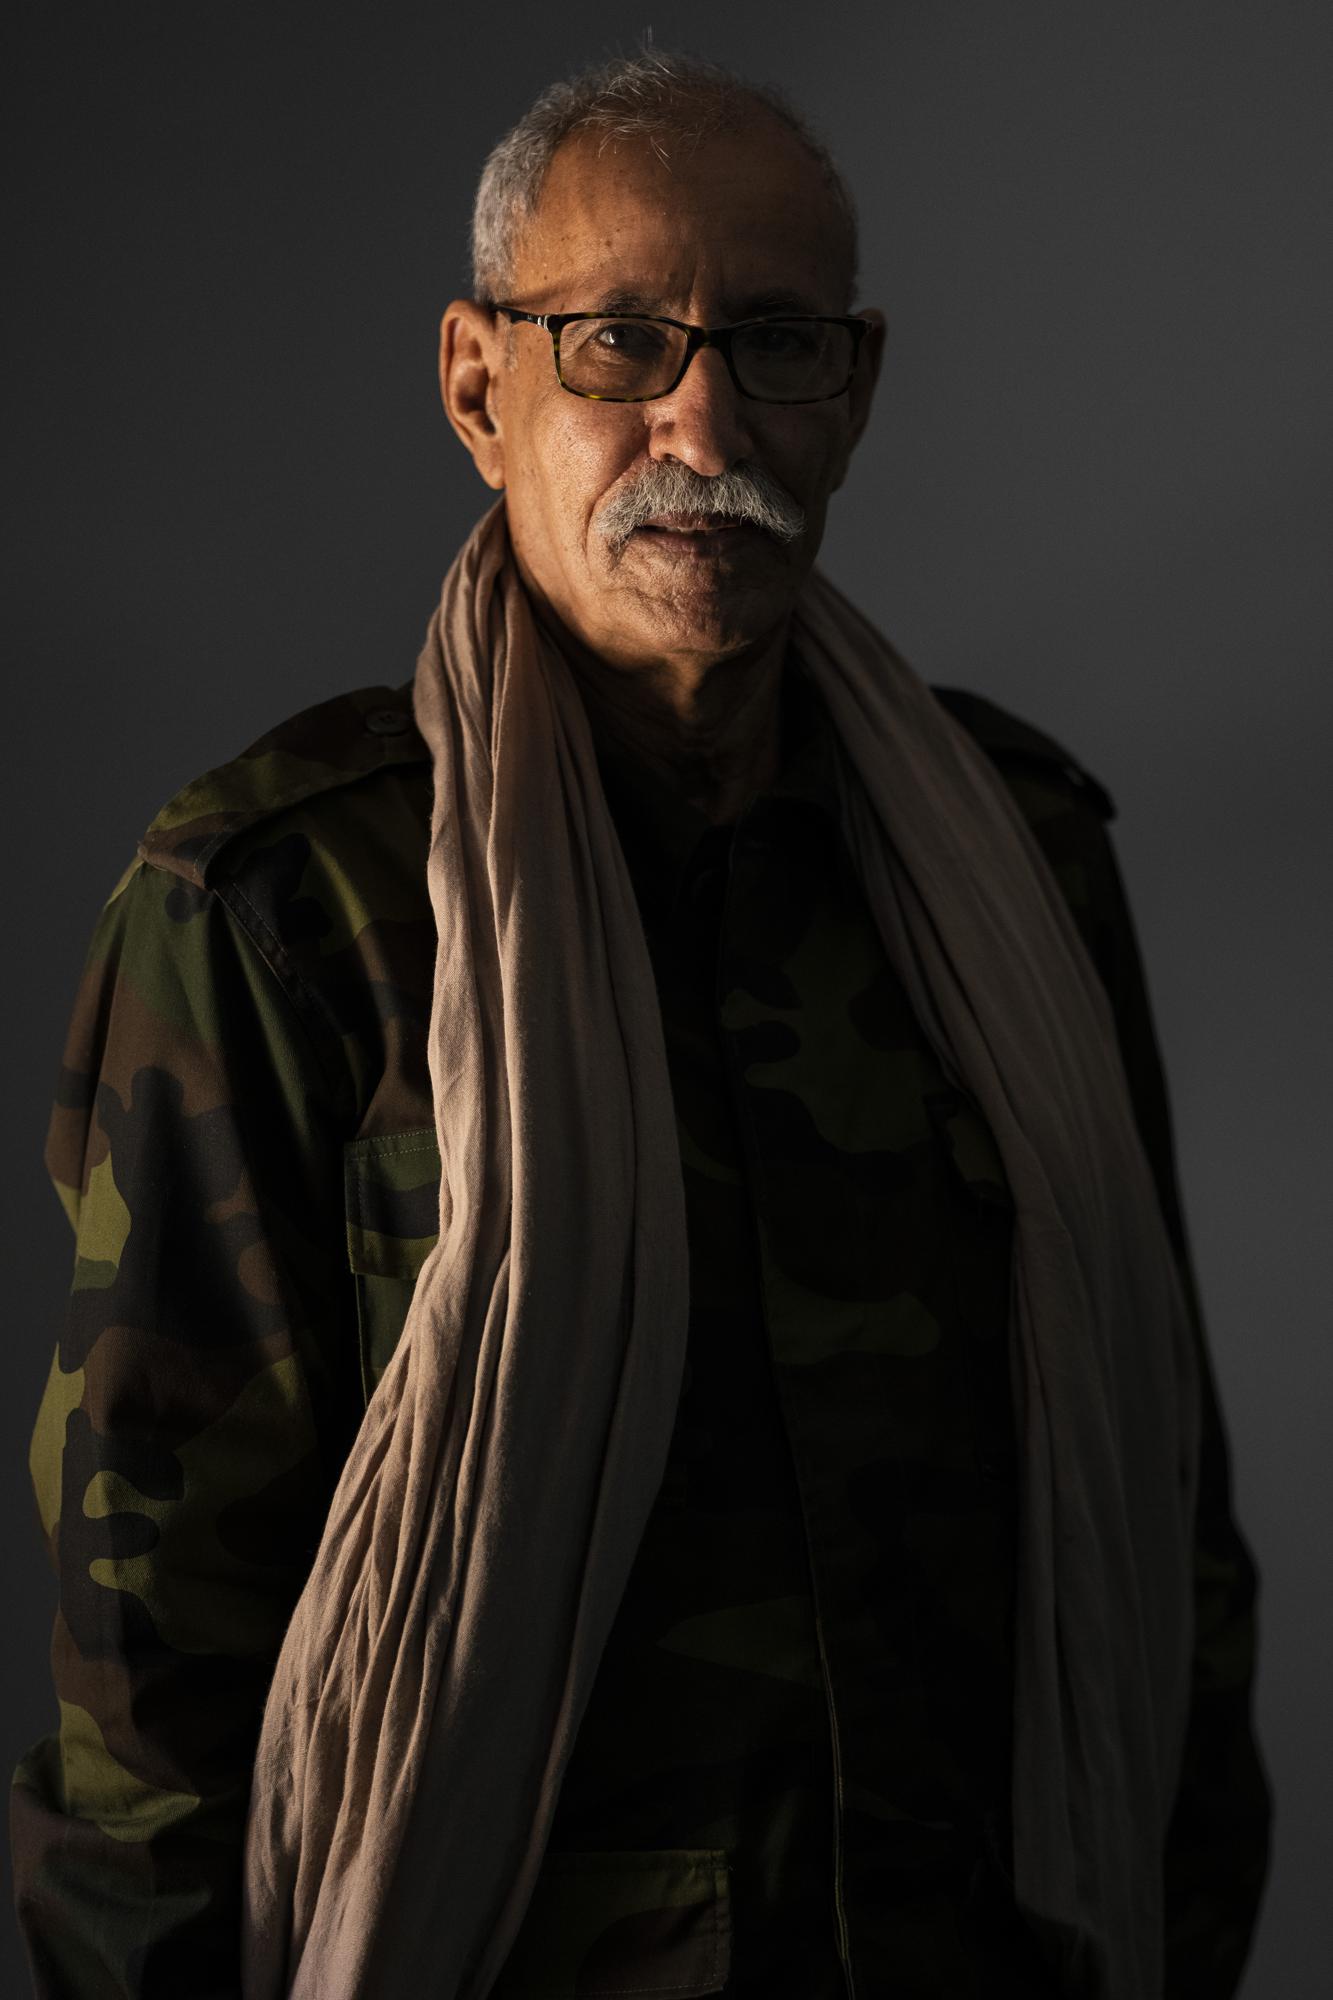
left=365, top=707, right=410, bottom=736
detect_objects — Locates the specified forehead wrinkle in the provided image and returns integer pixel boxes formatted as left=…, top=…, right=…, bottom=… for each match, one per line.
left=525, top=279, right=834, bottom=319
left=598, top=286, right=827, bottom=317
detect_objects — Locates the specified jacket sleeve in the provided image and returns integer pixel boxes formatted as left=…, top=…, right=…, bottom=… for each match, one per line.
left=11, top=857, right=360, bottom=2000
left=1023, top=776, right=1274, bottom=1999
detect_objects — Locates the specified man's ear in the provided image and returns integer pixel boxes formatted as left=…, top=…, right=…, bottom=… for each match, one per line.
left=829, top=306, right=886, bottom=493
left=439, top=300, right=507, bottom=491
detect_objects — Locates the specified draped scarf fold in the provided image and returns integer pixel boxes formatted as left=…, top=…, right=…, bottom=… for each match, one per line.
left=241, top=500, right=1200, bottom=2000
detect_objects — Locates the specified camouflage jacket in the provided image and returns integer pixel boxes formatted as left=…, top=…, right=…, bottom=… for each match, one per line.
left=12, top=654, right=1271, bottom=1999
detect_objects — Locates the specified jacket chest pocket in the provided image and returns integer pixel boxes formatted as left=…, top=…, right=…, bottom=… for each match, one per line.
left=490, top=1847, right=732, bottom=1998
left=342, top=1127, right=441, bottom=1403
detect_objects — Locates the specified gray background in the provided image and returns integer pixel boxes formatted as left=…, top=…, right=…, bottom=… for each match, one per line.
left=6, top=2, right=1330, bottom=1992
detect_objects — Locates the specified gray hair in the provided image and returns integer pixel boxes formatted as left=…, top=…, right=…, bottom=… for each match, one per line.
left=469, top=43, right=859, bottom=311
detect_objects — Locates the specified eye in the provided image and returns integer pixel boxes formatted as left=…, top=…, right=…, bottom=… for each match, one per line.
left=588, top=319, right=671, bottom=360
left=744, top=322, right=822, bottom=358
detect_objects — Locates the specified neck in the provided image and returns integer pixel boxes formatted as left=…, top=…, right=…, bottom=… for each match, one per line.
left=538, top=611, right=790, bottom=827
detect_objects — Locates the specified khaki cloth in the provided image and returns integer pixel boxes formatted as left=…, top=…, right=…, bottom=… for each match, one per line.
left=241, top=501, right=1200, bottom=1999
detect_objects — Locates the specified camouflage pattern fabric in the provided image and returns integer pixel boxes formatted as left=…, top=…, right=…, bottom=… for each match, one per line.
left=11, top=665, right=1271, bottom=1998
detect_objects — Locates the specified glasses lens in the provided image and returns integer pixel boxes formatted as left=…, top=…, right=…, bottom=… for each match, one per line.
left=733, top=320, right=855, bottom=402
left=558, top=317, right=687, bottom=399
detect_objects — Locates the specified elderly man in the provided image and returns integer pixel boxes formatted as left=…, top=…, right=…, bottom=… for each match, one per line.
left=13, top=49, right=1268, bottom=2000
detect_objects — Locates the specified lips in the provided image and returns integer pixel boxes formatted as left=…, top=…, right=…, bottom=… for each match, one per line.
left=633, top=523, right=758, bottom=559
left=640, top=516, right=746, bottom=533
left=636, top=520, right=756, bottom=536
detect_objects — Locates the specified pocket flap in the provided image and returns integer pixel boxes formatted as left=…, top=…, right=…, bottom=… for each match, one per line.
left=493, top=1847, right=732, bottom=1998
left=342, top=1128, right=441, bottom=1279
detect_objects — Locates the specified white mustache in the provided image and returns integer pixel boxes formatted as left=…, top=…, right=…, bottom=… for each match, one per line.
left=597, top=460, right=806, bottom=555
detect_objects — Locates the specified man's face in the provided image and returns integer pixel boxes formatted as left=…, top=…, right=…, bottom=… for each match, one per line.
left=442, top=115, right=884, bottom=675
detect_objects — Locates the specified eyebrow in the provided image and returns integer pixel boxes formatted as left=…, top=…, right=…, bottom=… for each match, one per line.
left=586, top=287, right=830, bottom=319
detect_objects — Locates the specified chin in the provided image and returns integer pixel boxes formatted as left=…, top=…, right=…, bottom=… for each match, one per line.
left=633, top=588, right=782, bottom=657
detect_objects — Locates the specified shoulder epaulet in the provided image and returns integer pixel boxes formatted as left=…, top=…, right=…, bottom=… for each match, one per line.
left=138, top=680, right=429, bottom=889
left=929, top=683, right=1116, bottom=821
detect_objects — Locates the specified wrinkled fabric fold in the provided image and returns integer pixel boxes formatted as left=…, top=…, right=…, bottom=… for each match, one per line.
left=241, top=499, right=1199, bottom=2000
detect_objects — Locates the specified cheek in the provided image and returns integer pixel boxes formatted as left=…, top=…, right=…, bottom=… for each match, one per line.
left=525, top=400, right=646, bottom=553
left=760, top=412, right=849, bottom=500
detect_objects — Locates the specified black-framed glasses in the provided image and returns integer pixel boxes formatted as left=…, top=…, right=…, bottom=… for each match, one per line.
left=493, top=305, right=870, bottom=405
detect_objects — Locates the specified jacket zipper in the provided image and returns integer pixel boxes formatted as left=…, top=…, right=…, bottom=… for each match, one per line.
left=808, top=1592, right=852, bottom=1984
left=801, top=1505, right=857, bottom=1999
left=714, top=825, right=858, bottom=2000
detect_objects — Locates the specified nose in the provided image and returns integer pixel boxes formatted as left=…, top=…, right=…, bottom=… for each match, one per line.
left=644, top=342, right=756, bottom=477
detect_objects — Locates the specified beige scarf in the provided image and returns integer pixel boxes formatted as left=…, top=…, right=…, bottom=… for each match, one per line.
left=241, top=500, right=1201, bottom=1999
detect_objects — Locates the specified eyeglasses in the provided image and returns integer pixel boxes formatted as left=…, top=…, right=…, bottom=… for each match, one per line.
left=492, top=305, right=870, bottom=405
